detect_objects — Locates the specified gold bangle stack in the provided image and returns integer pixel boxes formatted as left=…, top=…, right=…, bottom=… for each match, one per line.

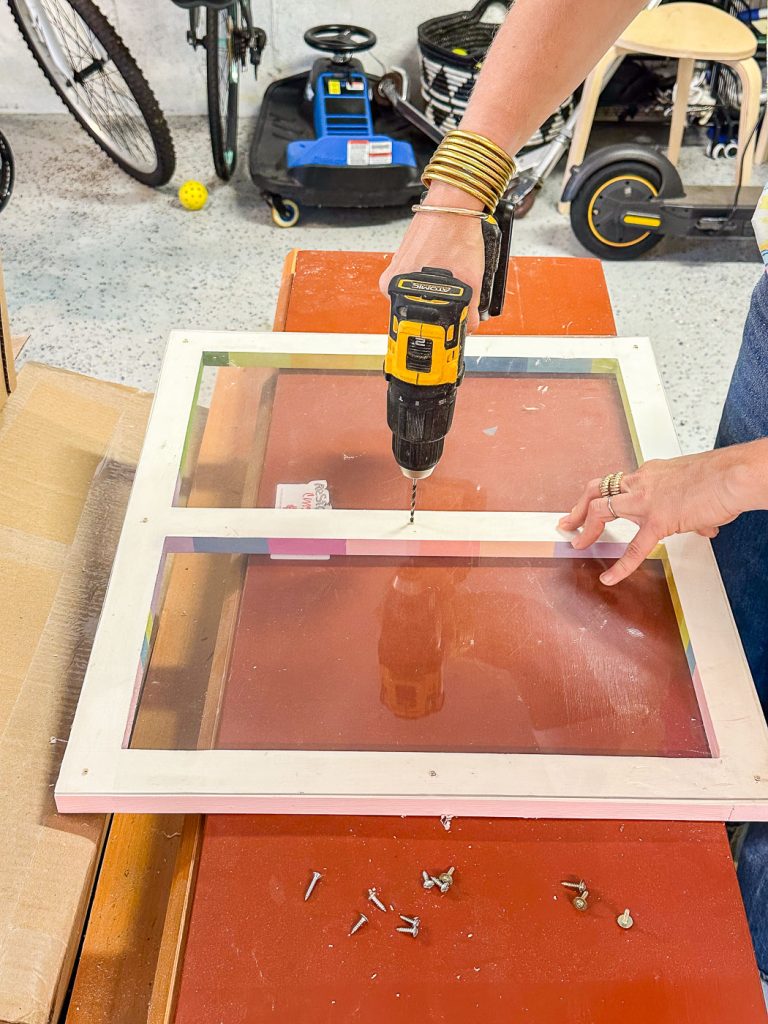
left=422, top=129, right=516, bottom=212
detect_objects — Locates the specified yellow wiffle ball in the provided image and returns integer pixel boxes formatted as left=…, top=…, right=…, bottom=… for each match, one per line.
left=178, top=180, right=208, bottom=211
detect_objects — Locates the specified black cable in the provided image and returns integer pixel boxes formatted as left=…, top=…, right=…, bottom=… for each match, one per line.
left=728, top=112, right=763, bottom=221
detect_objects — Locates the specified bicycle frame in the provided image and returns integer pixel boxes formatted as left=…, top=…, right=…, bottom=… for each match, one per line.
left=185, top=0, right=255, bottom=53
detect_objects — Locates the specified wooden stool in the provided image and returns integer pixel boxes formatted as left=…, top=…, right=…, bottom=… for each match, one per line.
left=559, top=2, right=762, bottom=212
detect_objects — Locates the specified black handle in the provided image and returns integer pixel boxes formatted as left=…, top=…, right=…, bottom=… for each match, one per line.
left=467, top=0, right=512, bottom=23
left=488, top=200, right=514, bottom=317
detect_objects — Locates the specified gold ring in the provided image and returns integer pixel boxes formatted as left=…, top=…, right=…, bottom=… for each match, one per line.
left=609, top=471, right=624, bottom=496
left=599, top=474, right=613, bottom=498
left=607, top=495, right=618, bottom=519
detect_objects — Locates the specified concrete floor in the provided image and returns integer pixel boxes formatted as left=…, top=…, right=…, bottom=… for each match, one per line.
left=1, top=113, right=766, bottom=453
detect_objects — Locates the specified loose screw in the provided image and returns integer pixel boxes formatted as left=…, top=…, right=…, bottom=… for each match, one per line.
left=422, top=870, right=436, bottom=890
left=560, top=879, right=587, bottom=894
left=572, top=891, right=590, bottom=912
left=304, top=871, right=322, bottom=902
left=397, top=916, right=420, bottom=937
left=350, top=913, right=369, bottom=935
left=368, top=888, right=387, bottom=913
left=437, top=867, right=455, bottom=893
left=617, top=908, right=634, bottom=930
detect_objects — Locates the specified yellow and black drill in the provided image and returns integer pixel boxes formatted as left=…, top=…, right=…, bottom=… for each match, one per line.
left=384, top=201, right=514, bottom=521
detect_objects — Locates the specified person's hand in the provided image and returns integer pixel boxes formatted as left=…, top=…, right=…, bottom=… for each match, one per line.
left=557, top=449, right=751, bottom=586
left=378, top=184, right=486, bottom=333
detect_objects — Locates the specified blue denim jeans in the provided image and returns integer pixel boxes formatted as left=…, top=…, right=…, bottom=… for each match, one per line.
left=712, top=272, right=768, bottom=978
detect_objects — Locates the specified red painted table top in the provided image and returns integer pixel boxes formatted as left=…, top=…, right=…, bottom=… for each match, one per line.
left=275, top=252, right=618, bottom=337
left=217, top=555, right=707, bottom=757
left=175, top=816, right=764, bottom=1024
left=254, top=371, right=636, bottom=512
left=173, top=252, right=765, bottom=1022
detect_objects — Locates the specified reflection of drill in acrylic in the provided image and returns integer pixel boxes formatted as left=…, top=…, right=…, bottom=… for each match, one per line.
left=383, top=201, right=514, bottom=523
left=377, top=563, right=470, bottom=720
left=378, top=568, right=445, bottom=719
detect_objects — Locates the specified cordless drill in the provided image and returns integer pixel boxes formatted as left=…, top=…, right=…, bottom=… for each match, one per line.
left=384, top=201, right=514, bottom=519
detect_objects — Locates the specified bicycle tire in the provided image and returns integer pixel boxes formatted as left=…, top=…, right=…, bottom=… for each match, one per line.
left=8, top=0, right=175, bottom=187
left=0, top=130, right=14, bottom=213
left=206, top=3, right=240, bottom=180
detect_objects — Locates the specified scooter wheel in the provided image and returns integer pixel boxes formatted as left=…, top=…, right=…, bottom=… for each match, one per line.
left=569, top=160, right=664, bottom=260
left=271, top=197, right=300, bottom=228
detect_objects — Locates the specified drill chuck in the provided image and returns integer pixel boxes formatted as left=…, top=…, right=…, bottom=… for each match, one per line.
left=387, top=378, right=457, bottom=477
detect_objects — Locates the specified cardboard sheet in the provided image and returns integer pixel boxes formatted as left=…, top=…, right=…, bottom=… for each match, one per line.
left=0, top=363, right=150, bottom=1024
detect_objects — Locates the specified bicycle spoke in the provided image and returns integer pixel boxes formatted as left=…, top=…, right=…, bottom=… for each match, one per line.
left=28, top=0, right=158, bottom=173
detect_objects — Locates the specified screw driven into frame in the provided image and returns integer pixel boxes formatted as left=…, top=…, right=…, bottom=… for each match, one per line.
left=304, top=871, right=322, bottom=902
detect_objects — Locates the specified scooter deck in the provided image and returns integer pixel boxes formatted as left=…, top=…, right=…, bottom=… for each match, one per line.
left=663, top=183, right=763, bottom=211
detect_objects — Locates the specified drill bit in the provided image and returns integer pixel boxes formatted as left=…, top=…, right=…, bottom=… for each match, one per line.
left=409, top=480, right=417, bottom=524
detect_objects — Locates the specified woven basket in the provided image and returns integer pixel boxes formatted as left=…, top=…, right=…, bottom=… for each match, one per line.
left=418, top=0, right=574, bottom=150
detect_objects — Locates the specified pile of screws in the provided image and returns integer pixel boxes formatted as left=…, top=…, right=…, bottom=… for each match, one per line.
left=560, top=878, right=635, bottom=929
left=302, top=866, right=458, bottom=940
left=422, top=866, right=455, bottom=894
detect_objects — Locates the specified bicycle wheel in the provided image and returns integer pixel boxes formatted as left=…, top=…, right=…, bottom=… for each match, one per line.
left=0, top=130, right=14, bottom=213
left=8, top=0, right=175, bottom=187
left=206, top=3, right=240, bottom=180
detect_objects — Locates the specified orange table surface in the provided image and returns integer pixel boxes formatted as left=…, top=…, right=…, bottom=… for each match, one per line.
left=175, top=816, right=760, bottom=1024
left=175, top=251, right=765, bottom=1023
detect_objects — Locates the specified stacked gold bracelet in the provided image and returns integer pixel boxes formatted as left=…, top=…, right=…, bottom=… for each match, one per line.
left=421, top=129, right=516, bottom=213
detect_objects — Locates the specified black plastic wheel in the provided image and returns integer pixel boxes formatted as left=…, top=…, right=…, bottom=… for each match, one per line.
left=206, top=3, right=241, bottom=181
left=8, top=0, right=175, bottom=187
left=569, top=160, right=665, bottom=260
left=0, top=130, right=14, bottom=213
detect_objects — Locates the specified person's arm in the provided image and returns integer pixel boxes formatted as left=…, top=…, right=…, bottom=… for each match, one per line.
left=380, top=0, right=647, bottom=328
left=558, top=439, right=768, bottom=585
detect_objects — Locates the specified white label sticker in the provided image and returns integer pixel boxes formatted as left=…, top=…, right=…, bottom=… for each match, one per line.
left=273, top=480, right=331, bottom=560
left=346, top=140, right=393, bottom=166
left=368, top=140, right=393, bottom=165
left=275, top=480, right=331, bottom=511
left=346, top=139, right=370, bottom=166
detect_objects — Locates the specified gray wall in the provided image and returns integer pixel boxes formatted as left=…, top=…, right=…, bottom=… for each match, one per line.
left=0, top=1, right=507, bottom=115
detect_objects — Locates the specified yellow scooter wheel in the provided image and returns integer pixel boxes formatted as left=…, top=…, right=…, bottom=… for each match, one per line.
left=570, top=161, right=664, bottom=260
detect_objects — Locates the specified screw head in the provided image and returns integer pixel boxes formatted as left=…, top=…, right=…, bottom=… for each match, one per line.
left=350, top=913, right=369, bottom=935
left=368, top=888, right=387, bottom=912
left=560, top=879, right=587, bottom=893
left=437, top=867, right=455, bottom=891
left=304, top=871, right=322, bottom=901
left=572, top=892, right=589, bottom=912
left=617, top=908, right=634, bottom=929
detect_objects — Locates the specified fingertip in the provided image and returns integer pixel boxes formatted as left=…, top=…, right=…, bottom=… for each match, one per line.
left=599, top=572, right=616, bottom=586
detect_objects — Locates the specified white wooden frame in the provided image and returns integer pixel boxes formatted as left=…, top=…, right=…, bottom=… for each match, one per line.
left=55, top=331, right=768, bottom=820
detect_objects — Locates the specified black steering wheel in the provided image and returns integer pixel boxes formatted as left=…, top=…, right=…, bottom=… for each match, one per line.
left=304, top=24, right=377, bottom=55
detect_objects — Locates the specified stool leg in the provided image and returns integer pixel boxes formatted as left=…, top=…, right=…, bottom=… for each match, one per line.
left=667, top=57, right=694, bottom=166
left=730, top=57, right=762, bottom=185
left=558, top=46, right=620, bottom=215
